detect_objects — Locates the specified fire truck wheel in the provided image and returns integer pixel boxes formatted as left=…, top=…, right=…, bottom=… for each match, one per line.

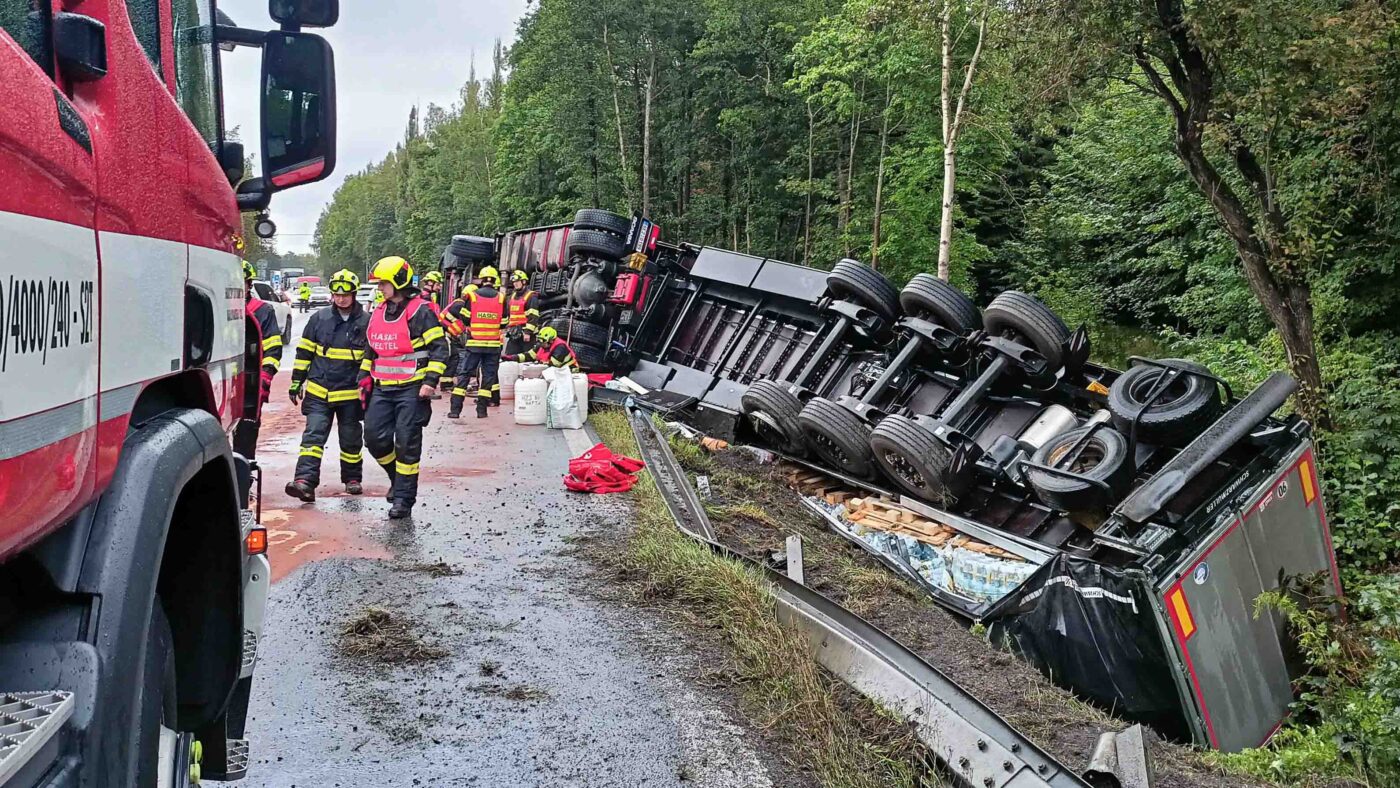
left=573, top=208, right=631, bottom=237
left=135, top=604, right=197, bottom=788
left=983, top=290, right=1071, bottom=372
left=900, top=274, right=982, bottom=333
left=450, top=235, right=495, bottom=262
left=798, top=398, right=876, bottom=478
left=568, top=229, right=628, bottom=261
left=741, top=380, right=808, bottom=457
left=826, top=259, right=901, bottom=324
left=869, top=415, right=959, bottom=504
left=1107, top=359, right=1221, bottom=447
left=1027, top=425, right=1133, bottom=514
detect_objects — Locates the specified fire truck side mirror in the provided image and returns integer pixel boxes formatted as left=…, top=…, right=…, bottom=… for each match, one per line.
left=260, top=31, right=336, bottom=193
left=269, top=0, right=339, bottom=28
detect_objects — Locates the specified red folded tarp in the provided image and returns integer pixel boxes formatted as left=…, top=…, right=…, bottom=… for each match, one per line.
left=564, top=442, right=645, bottom=494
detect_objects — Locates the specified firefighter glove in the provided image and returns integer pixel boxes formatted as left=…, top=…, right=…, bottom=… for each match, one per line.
left=289, top=380, right=303, bottom=404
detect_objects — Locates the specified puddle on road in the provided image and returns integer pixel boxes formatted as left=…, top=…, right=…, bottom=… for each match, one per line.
left=262, top=501, right=393, bottom=583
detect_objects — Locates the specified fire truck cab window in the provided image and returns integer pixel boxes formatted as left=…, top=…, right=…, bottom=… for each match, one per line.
left=0, top=0, right=53, bottom=77
left=126, top=0, right=161, bottom=73
left=172, top=0, right=219, bottom=144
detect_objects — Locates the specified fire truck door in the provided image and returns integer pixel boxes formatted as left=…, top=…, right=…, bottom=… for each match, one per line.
left=0, top=23, right=101, bottom=556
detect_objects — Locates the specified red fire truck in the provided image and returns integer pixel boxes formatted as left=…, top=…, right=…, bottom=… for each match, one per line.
left=0, top=0, right=336, bottom=784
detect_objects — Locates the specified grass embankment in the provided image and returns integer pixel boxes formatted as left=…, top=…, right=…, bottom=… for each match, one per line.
left=590, top=409, right=942, bottom=788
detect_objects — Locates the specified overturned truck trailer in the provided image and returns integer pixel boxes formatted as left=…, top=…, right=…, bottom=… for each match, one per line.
left=472, top=210, right=1342, bottom=753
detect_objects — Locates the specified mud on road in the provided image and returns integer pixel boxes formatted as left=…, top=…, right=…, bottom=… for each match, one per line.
left=244, top=313, right=796, bottom=787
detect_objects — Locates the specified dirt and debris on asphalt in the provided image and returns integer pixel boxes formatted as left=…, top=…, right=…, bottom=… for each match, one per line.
left=647, top=433, right=1276, bottom=788
left=242, top=312, right=798, bottom=787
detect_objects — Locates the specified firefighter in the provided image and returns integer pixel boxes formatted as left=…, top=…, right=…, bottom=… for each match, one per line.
left=504, top=326, right=579, bottom=371
left=421, top=270, right=445, bottom=310
left=285, top=270, right=371, bottom=502
left=445, top=266, right=509, bottom=417
left=233, top=260, right=287, bottom=459
left=359, top=256, right=450, bottom=520
left=504, top=269, right=540, bottom=358
left=297, top=281, right=312, bottom=312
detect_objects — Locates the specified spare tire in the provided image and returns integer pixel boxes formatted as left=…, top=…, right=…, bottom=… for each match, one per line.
left=983, top=291, right=1071, bottom=371
left=1027, top=425, right=1133, bottom=514
left=568, top=229, right=627, bottom=260
left=451, top=235, right=495, bottom=262
left=1107, top=359, right=1222, bottom=447
left=798, top=398, right=876, bottom=478
left=869, top=415, right=959, bottom=504
left=900, top=274, right=981, bottom=333
left=573, top=209, right=630, bottom=237
left=826, top=259, right=900, bottom=323
left=741, top=380, right=807, bottom=457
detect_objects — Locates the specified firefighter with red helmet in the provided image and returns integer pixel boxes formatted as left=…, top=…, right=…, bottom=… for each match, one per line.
left=359, top=256, right=450, bottom=520
left=233, top=259, right=287, bottom=459
left=285, top=270, right=371, bottom=502
left=504, top=269, right=540, bottom=358
left=444, top=266, right=509, bottom=418
left=504, top=326, right=580, bottom=371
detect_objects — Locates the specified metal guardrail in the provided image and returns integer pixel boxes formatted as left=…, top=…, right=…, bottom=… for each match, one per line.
left=625, top=407, right=1104, bottom=788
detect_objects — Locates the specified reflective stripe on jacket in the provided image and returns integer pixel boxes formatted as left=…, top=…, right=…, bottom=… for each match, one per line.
left=507, top=290, right=539, bottom=331
left=293, top=302, right=369, bottom=400
left=368, top=297, right=427, bottom=383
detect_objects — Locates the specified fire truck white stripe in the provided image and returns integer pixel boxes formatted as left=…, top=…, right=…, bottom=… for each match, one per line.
left=98, top=381, right=143, bottom=418
left=98, top=231, right=185, bottom=392
left=0, top=397, right=96, bottom=460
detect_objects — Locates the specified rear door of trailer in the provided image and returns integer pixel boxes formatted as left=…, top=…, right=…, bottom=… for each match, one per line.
left=1151, top=443, right=1341, bottom=751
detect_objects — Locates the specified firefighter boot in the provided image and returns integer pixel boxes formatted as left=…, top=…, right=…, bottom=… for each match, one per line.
left=476, top=400, right=489, bottom=419
left=388, top=501, right=412, bottom=520
left=346, top=481, right=363, bottom=495
left=285, top=480, right=316, bottom=503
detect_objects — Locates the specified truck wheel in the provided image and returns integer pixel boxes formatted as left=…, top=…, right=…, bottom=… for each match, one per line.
left=869, top=415, right=958, bottom=504
left=1027, top=425, right=1133, bottom=514
left=741, top=380, right=808, bottom=457
left=568, top=229, right=628, bottom=260
left=983, top=291, right=1071, bottom=371
left=900, top=274, right=981, bottom=333
left=547, top=318, right=611, bottom=349
left=827, top=259, right=901, bottom=323
left=451, top=235, right=495, bottom=261
left=798, top=398, right=876, bottom=478
left=573, top=208, right=630, bottom=237
left=1107, top=359, right=1221, bottom=447
left=135, top=605, right=196, bottom=788
left=572, top=341, right=607, bottom=371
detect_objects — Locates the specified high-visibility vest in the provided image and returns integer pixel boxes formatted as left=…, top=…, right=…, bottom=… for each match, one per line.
left=429, top=298, right=464, bottom=337
left=466, top=290, right=505, bottom=348
left=367, top=297, right=427, bottom=383
left=508, top=290, right=537, bottom=328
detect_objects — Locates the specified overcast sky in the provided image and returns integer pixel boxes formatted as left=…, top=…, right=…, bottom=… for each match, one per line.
left=220, top=0, right=530, bottom=254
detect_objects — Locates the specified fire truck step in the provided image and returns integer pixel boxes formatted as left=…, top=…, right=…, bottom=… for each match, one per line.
left=0, top=691, right=75, bottom=784
left=223, top=738, right=250, bottom=780
left=241, top=630, right=259, bottom=674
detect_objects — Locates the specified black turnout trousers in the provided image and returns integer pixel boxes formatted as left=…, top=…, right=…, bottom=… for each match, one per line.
left=292, top=397, right=364, bottom=487
left=363, top=384, right=432, bottom=506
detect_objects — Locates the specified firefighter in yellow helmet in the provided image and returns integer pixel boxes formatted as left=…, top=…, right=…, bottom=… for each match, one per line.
left=443, top=266, right=508, bottom=417
left=504, top=269, right=541, bottom=358
left=420, top=270, right=445, bottom=309
left=504, top=325, right=580, bottom=371
left=286, top=270, right=371, bottom=502
left=233, top=260, right=287, bottom=459
left=358, top=256, right=450, bottom=519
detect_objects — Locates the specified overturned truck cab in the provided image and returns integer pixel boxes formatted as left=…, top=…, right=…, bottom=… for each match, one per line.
left=467, top=209, right=1342, bottom=753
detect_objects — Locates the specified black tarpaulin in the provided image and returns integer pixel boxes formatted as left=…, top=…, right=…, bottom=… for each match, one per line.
left=984, top=554, right=1187, bottom=738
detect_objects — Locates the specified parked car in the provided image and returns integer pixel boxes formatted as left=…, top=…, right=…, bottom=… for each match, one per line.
left=356, top=283, right=379, bottom=309
left=252, top=279, right=293, bottom=338
left=308, top=286, right=333, bottom=308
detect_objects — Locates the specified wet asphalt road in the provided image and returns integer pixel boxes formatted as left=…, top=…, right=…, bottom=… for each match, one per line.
left=244, top=311, right=774, bottom=788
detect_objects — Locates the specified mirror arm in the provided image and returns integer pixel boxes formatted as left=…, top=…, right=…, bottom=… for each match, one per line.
left=215, top=24, right=266, bottom=49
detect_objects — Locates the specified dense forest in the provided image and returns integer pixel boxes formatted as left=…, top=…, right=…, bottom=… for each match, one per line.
left=307, top=1, right=1400, bottom=781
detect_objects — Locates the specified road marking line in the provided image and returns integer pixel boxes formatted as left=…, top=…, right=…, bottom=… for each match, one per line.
left=562, top=427, right=593, bottom=457
left=288, top=540, right=321, bottom=554
left=267, top=529, right=298, bottom=546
